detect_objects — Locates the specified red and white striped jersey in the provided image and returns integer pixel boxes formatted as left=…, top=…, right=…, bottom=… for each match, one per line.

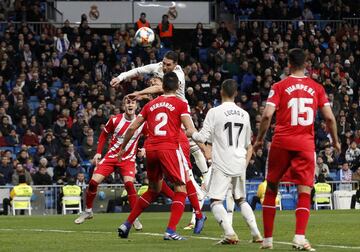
left=104, top=114, right=145, bottom=161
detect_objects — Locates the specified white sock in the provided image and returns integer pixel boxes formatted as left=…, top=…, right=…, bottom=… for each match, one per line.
left=211, top=201, right=235, bottom=236
left=190, top=211, right=196, bottom=224
left=294, top=234, right=305, bottom=243
left=239, top=201, right=261, bottom=237
left=264, top=237, right=273, bottom=244
left=226, top=190, right=235, bottom=226
left=85, top=208, right=92, bottom=212
left=192, top=149, right=208, bottom=174
left=188, top=169, right=205, bottom=201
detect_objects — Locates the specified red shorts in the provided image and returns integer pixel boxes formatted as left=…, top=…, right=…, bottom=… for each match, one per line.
left=266, top=146, right=315, bottom=187
left=179, top=130, right=192, bottom=169
left=146, top=149, right=186, bottom=184
left=94, top=154, right=136, bottom=178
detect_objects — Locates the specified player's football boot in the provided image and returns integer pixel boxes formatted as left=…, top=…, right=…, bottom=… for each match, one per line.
left=74, top=211, right=93, bottom=224
left=252, top=234, right=264, bottom=243
left=164, top=228, right=187, bottom=240
left=216, top=233, right=239, bottom=245
left=183, top=222, right=195, bottom=230
left=133, top=218, right=143, bottom=231
left=292, top=238, right=316, bottom=251
left=118, top=221, right=131, bottom=238
left=193, top=214, right=207, bottom=234
left=260, top=239, right=273, bottom=249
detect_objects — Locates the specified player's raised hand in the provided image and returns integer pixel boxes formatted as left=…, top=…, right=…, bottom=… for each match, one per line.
left=253, top=139, right=263, bottom=153
left=110, top=76, right=121, bottom=87
left=92, top=153, right=102, bottom=165
left=126, top=91, right=140, bottom=100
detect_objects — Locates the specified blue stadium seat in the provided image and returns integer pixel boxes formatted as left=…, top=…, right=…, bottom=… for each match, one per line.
left=281, top=193, right=296, bottom=210
left=0, top=146, right=14, bottom=153
left=81, top=160, right=93, bottom=173
left=14, top=146, right=21, bottom=154
left=52, top=80, right=62, bottom=89
left=29, top=96, right=39, bottom=102
left=47, top=103, right=55, bottom=111
left=329, top=172, right=338, bottom=181
left=28, top=147, right=37, bottom=156
left=198, top=48, right=208, bottom=62
left=50, top=87, right=58, bottom=98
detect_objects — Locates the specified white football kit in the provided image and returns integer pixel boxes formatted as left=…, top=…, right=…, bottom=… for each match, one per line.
left=116, top=62, right=186, bottom=101
left=192, top=102, right=252, bottom=200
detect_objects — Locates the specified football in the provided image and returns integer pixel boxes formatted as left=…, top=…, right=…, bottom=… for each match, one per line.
left=134, top=27, right=155, bottom=46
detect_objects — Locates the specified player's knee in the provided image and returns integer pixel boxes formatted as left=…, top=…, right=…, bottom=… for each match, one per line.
left=88, top=179, right=99, bottom=193
left=174, top=183, right=186, bottom=193
left=149, top=181, right=162, bottom=193
left=210, top=199, right=222, bottom=208
left=235, top=197, right=246, bottom=205
left=267, top=181, right=279, bottom=194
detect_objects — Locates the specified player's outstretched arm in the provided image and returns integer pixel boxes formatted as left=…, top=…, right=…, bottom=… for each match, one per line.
left=117, top=116, right=145, bottom=160
left=320, top=105, right=341, bottom=153
left=127, top=84, right=164, bottom=100
left=188, top=109, right=213, bottom=143
left=110, top=63, right=158, bottom=88
left=254, top=104, right=276, bottom=152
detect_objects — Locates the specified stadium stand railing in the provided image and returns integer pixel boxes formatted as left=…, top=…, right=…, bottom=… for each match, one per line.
left=0, top=181, right=358, bottom=215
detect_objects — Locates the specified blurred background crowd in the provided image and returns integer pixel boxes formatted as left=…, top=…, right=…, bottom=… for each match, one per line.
left=0, top=0, right=359, bottom=188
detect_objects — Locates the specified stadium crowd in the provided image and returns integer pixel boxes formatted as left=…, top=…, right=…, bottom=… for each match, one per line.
left=0, top=0, right=359, bottom=188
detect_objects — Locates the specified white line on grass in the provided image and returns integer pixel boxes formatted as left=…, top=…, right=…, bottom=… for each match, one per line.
left=1, top=229, right=359, bottom=250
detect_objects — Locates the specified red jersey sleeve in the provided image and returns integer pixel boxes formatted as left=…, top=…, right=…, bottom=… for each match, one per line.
left=180, top=102, right=191, bottom=117
left=317, top=84, right=330, bottom=108
left=104, top=116, right=115, bottom=134
left=139, top=104, right=149, bottom=120
left=266, top=83, right=281, bottom=108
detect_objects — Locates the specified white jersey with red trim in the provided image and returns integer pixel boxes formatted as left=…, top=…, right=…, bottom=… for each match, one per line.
left=104, top=113, right=145, bottom=161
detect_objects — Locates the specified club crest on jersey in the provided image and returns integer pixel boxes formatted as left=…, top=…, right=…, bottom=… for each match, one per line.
left=268, top=90, right=275, bottom=98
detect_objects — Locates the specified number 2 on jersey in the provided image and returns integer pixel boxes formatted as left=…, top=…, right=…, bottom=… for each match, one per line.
left=288, top=98, right=314, bottom=126
left=224, top=122, right=243, bottom=147
left=154, top=112, right=168, bottom=136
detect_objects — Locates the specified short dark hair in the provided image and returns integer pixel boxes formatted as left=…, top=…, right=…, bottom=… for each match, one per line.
left=317, top=174, right=326, bottom=183
left=221, top=79, right=238, bottom=98
left=164, top=51, right=178, bottom=63
left=163, top=72, right=179, bottom=92
left=19, top=174, right=26, bottom=184
left=288, top=48, right=305, bottom=70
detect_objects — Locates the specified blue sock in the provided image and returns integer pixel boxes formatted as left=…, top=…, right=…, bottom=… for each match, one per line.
left=165, top=227, right=175, bottom=234
left=124, top=221, right=131, bottom=229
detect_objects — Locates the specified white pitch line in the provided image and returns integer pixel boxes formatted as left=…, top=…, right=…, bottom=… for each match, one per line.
left=1, top=229, right=359, bottom=250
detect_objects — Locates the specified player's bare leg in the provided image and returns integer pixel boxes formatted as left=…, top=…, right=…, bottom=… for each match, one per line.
left=260, top=181, right=279, bottom=249
left=118, top=180, right=162, bottom=238
left=123, top=175, right=142, bottom=231
left=211, top=199, right=239, bottom=245
left=292, top=185, right=315, bottom=251
left=74, top=173, right=104, bottom=224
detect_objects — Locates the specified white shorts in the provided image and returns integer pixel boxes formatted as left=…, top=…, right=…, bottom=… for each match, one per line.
left=207, top=168, right=246, bottom=201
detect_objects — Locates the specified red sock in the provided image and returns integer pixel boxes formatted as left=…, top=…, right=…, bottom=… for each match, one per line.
left=86, top=179, right=99, bottom=209
left=167, top=192, right=187, bottom=231
left=295, top=193, right=311, bottom=235
left=262, top=190, right=277, bottom=238
left=125, top=181, right=138, bottom=210
left=127, top=190, right=158, bottom=224
left=161, top=182, right=175, bottom=200
left=186, top=181, right=203, bottom=219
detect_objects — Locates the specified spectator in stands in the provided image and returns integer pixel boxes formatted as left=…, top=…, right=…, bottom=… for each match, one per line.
left=0, top=155, right=13, bottom=185
left=12, top=163, right=32, bottom=185
left=345, top=141, right=360, bottom=169
left=315, top=156, right=330, bottom=180
left=66, top=157, right=85, bottom=180
left=157, top=14, right=174, bottom=48
left=22, top=129, right=39, bottom=147
left=135, top=12, right=150, bottom=31
left=89, top=108, right=107, bottom=131
left=54, top=158, right=67, bottom=184
left=80, top=136, right=96, bottom=161
left=340, top=162, right=353, bottom=182
left=76, top=172, right=86, bottom=189
left=0, top=115, right=14, bottom=136
left=32, top=165, right=52, bottom=185
left=62, top=144, right=82, bottom=165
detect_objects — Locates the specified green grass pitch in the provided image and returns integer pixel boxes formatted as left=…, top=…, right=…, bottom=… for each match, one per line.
left=0, top=210, right=359, bottom=252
